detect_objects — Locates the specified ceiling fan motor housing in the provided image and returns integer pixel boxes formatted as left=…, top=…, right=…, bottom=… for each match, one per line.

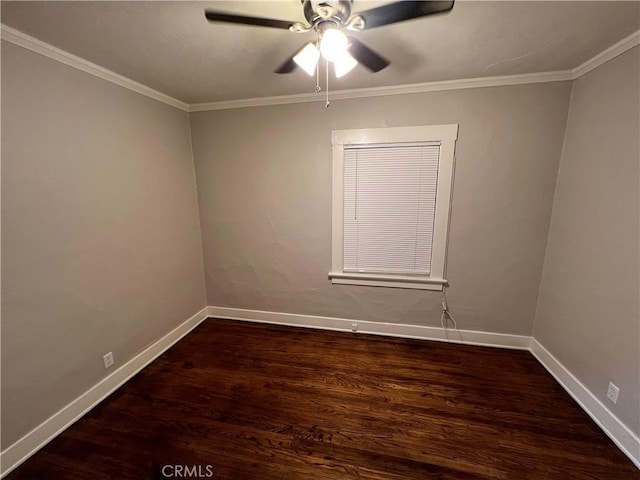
left=304, top=0, right=353, bottom=26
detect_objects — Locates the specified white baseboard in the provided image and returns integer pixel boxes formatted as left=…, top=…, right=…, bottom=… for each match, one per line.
left=206, top=306, right=532, bottom=350
left=530, top=339, right=640, bottom=469
left=2, top=306, right=637, bottom=475
left=0, top=306, right=209, bottom=478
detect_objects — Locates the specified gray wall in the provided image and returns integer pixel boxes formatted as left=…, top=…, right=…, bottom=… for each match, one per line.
left=1, top=41, right=206, bottom=448
left=534, top=47, right=640, bottom=435
left=190, top=82, right=572, bottom=335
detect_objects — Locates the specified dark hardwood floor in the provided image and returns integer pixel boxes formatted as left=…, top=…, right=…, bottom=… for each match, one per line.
left=7, top=318, right=639, bottom=479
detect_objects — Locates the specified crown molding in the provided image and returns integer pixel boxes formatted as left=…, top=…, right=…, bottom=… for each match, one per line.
left=188, top=70, right=574, bottom=112
left=2, top=22, right=638, bottom=114
left=0, top=24, right=189, bottom=112
left=188, top=28, right=640, bottom=112
left=571, top=29, right=640, bottom=79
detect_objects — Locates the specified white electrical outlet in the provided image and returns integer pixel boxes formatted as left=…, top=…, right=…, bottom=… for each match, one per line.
left=606, top=382, right=619, bottom=404
left=351, top=323, right=358, bottom=332
left=103, top=352, right=114, bottom=369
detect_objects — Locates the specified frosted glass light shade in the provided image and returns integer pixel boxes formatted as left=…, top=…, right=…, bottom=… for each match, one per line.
left=334, top=51, right=358, bottom=78
left=293, top=42, right=320, bottom=76
left=320, top=28, right=348, bottom=62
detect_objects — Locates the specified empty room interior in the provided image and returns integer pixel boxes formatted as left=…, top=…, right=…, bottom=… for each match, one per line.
left=1, top=1, right=639, bottom=478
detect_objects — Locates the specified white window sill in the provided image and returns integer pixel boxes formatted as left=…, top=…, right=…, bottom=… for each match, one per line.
left=328, top=271, right=447, bottom=291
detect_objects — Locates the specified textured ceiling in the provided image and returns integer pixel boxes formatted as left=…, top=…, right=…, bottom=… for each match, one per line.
left=2, top=1, right=639, bottom=104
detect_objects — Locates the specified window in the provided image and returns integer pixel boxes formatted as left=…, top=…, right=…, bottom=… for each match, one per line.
left=329, top=125, right=458, bottom=290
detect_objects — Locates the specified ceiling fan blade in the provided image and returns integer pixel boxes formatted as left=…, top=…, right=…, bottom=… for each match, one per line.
left=355, top=1, right=454, bottom=29
left=205, top=10, right=296, bottom=30
left=275, top=55, right=298, bottom=74
left=347, top=37, right=390, bottom=72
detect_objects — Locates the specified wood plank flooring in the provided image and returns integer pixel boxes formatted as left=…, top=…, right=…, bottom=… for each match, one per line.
left=7, top=318, right=639, bottom=479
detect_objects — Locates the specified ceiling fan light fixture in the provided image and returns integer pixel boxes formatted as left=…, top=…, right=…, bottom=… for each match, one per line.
left=319, top=27, right=349, bottom=62
left=207, top=0, right=458, bottom=81
left=293, top=42, right=320, bottom=76
left=333, top=51, right=358, bottom=78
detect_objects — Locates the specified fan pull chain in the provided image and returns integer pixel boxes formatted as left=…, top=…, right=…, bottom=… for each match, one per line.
left=325, top=59, right=330, bottom=108
left=315, top=38, right=321, bottom=93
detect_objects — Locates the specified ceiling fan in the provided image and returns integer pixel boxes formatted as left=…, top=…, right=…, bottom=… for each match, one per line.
left=205, top=1, right=455, bottom=78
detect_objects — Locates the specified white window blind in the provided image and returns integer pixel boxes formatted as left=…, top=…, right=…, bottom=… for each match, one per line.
left=343, top=143, right=440, bottom=275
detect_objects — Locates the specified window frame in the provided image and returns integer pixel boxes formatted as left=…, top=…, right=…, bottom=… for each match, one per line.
left=329, top=124, right=459, bottom=291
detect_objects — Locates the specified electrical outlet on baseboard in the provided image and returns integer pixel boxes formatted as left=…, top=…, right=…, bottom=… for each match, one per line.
left=103, top=351, right=114, bottom=369
left=606, top=382, right=619, bottom=404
